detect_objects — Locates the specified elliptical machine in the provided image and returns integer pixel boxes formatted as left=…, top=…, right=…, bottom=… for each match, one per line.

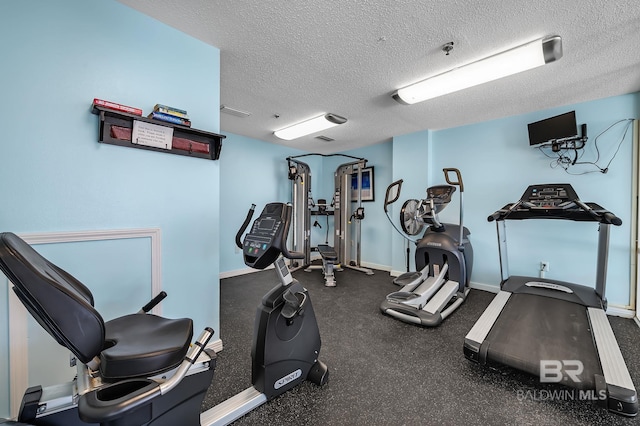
left=0, top=202, right=328, bottom=426
left=380, top=168, right=473, bottom=326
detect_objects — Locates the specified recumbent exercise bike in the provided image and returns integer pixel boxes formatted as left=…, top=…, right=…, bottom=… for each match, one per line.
left=0, top=201, right=328, bottom=425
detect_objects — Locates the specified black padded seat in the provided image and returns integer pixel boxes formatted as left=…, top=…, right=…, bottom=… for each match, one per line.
left=0, top=232, right=104, bottom=364
left=317, top=244, right=338, bottom=261
left=102, top=313, right=193, bottom=380
left=0, top=232, right=194, bottom=381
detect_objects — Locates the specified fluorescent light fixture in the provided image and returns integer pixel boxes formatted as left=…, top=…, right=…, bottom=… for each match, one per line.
left=393, top=36, right=563, bottom=105
left=220, top=104, right=251, bottom=117
left=274, top=113, right=347, bottom=140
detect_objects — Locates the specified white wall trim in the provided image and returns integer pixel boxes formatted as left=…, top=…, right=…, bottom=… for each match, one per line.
left=8, top=228, right=161, bottom=418
left=470, top=281, right=500, bottom=294
left=208, top=338, right=223, bottom=353
left=221, top=261, right=389, bottom=280
left=361, top=261, right=390, bottom=273
left=606, top=305, right=635, bottom=319
left=219, top=264, right=275, bottom=280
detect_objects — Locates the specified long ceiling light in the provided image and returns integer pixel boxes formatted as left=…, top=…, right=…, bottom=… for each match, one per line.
left=393, top=36, right=563, bottom=105
left=274, top=113, right=347, bottom=140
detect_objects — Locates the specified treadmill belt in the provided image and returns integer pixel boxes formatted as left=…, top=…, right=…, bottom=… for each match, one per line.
left=485, top=293, right=601, bottom=390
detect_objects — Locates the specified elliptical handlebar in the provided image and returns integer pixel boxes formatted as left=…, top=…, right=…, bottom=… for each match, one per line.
left=443, top=168, right=464, bottom=192
left=442, top=168, right=465, bottom=250
left=384, top=179, right=403, bottom=213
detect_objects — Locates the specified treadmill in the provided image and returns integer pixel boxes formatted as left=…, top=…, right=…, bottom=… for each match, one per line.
left=464, top=183, right=638, bottom=416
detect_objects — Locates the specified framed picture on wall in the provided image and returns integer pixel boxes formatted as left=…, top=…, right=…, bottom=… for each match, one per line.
left=351, top=167, right=374, bottom=202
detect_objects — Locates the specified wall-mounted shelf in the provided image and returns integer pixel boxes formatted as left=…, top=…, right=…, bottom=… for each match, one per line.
left=92, top=105, right=226, bottom=160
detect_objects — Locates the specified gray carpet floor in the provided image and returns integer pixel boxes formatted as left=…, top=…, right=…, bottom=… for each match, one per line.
left=201, top=266, right=640, bottom=425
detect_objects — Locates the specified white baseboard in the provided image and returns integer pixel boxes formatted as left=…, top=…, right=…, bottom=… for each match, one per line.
left=389, top=269, right=404, bottom=278
left=220, top=260, right=392, bottom=279
left=207, top=338, right=223, bottom=353
left=219, top=264, right=274, bottom=279
left=469, top=281, right=500, bottom=294
left=361, top=261, right=390, bottom=272
left=606, top=305, right=635, bottom=318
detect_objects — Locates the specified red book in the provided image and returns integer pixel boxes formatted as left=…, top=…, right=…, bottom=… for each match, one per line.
left=93, top=98, right=143, bottom=116
left=110, top=126, right=210, bottom=154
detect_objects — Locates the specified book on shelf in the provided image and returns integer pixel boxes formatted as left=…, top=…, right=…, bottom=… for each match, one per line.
left=92, top=98, right=143, bottom=116
left=153, top=104, right=189, bottom=119
left=147, top=111, right=192, bottom=127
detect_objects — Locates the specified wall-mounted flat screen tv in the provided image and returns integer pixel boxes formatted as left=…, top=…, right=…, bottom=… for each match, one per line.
left=527, top=111, right=577, bottom=146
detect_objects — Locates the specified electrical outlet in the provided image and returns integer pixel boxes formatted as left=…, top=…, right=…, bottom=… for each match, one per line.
left=540, top=261, right=549, bottom=272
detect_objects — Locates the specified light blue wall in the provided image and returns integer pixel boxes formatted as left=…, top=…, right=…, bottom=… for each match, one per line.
left=389, top=131, right=431, bottom=274
left=334, top=143, right=394, bottom=269
left=220, top=142, right=395, bottom=274
left=219, top=91, right=638, bottom=310
left=1, top=0, right=638, bottom=419
left=430, top=94, right=638, bottom=306
left=219, top=133, right=305, bottom=274
left=0, top=0, right=221, bottom=417
left=318, top=94, right=638, bottom=309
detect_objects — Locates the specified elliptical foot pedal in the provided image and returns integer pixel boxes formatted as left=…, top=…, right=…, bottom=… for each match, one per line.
left=308, top=360, right=329, bottom=386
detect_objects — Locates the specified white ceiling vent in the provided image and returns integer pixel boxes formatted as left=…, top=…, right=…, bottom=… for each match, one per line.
left=316, top=135, right=335, bottom=142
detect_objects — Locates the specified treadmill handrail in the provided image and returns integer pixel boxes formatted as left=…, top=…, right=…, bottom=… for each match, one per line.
left=488, top=201, right=621, bottom=225
left=487, top=183, right=621, bottom=225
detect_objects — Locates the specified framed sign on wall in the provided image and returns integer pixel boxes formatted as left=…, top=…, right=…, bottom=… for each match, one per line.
left=351, top=166, right=374, bottom=202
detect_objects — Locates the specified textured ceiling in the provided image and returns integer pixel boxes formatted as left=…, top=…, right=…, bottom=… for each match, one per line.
left=117, top=0, right=640, bottom=154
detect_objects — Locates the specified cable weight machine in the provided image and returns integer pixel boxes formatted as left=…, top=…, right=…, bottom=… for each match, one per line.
left=287, top=154, right=373, bottom=286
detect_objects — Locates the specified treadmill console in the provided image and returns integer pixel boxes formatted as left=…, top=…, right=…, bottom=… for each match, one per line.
left=488, top=183, right=621, bottom=225
left=520, top=184, right=578, bottom=209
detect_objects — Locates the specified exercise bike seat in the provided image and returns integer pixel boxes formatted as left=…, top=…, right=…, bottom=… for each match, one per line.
left=0, top=232, right=194, bottom=380
left=101, top=313, right=193, bottom=379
